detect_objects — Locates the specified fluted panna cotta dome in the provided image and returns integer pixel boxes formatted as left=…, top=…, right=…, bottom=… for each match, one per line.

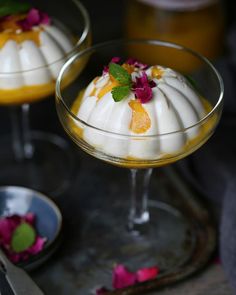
left=74, top=60, right=208, bottom=160
left=0, top=8, right=74, bottom=104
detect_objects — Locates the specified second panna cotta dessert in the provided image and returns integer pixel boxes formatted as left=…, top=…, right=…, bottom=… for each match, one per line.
left=72, top=57, right=210, bottom=161
left=0, top=1, right=75, bottom=104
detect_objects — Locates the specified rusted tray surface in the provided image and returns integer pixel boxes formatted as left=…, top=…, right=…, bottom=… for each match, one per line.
left=32, top=161, right=216, bottom=295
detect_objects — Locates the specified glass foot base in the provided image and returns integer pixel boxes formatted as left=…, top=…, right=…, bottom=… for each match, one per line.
left=0, top=131, right=76, bottom=197
left=70, top=201, right=195, bottom=288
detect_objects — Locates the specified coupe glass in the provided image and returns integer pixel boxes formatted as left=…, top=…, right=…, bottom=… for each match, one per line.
left=56, top=40, right=223, bottom=285
left=0, top=0, right=90, bottom=196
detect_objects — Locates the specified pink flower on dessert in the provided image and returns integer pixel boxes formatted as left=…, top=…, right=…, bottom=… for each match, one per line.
left=17, top=8, right=51, bottom=31
left=126, top=58, right=148, bottom=70
left=103, top=56, right=121, bottom=75
left=133, top=71, right=156, bottom=103
left=112, top=264, right=136, bottom=289
left=136, top=266, right=160, bottom=282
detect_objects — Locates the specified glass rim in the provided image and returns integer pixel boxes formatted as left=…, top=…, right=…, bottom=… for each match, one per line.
left=0, top=0, right=90, bottom=75
left=56, top=38, right=224, bottom=139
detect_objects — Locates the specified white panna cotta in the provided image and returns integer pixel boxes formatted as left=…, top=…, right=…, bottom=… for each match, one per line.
left=75, top=63, right=207, bottom=160
left=0, top=22, right=74, bottom=88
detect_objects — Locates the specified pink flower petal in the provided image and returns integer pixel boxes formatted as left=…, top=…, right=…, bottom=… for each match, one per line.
left=28, top=236, right=47, bottom=255
left=17, top=8, right=51, bottom=31
left=132, top=71, right=156, bottom=103
left=0, top=213, right=46, bottom=263
left=23, top=212, right=35, bottom=225
left=134, top=85, right=153, bottom=103
left=112, top=264, right=136, bottom=289
left=111, top=57, right=121, bottom=64
left=136, top=266, right=159, bottom=282
left=103, top=57, right=121, bottom=75
left=126, top=58, right=148, bottom=70
left=39, top=12, right=51, bottom=25
left=0, top=215, right=21, bottom=244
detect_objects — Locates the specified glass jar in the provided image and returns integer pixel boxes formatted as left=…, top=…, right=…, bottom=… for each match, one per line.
left=125, top=0, right=225, bottom=72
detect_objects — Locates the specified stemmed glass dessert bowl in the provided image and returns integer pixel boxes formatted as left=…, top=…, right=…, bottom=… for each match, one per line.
left=0, top=0, right=90, bottom=196
left=56, top=40, right=223, bottom=288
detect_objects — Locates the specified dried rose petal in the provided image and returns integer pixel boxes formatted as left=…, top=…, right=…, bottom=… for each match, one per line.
left=17, top=8, right=51, bottom=31
left=23, top=212, right=35, bottom=225
left=132, top=71, right=156, bottom=103
left=111, top=57, right=121, bottom=64
left=96, top=286, right=110, bottom=295
left=0, top=215, right=21, bottom=244
left=103, top=56, right=121, bottom=75
left=28, top=236, right=46, bottom=255
left=112, top=264, right=136, bottom=289
left=136, top=266, right=159, bottom=282
left=126, top=58, right=148, bottom=70
left=134, top=85, right=153, bottom=103
left=0, top=213, right=46, bottom=263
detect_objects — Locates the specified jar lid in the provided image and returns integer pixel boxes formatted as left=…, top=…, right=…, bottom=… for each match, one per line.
left=138, top=0, right=218, bottom=11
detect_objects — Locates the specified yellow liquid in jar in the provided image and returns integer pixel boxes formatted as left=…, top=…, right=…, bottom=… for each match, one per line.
left=125, top=1, right=224, bottom=73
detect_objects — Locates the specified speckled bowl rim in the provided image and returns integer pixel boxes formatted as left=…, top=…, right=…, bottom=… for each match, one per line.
left=0, top=185, right=63, bottom=269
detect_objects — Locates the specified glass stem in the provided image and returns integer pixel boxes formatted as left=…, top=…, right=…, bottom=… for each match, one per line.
left=10, top=104, right=34, bottom=162
left=128, top=168, right=153, bottom=234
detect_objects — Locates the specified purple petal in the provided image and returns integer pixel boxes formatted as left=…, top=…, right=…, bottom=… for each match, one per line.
left=102, top=65, right=109, bottom=75
left=136, top=266, right=159, bottom=282
left=112, top=264, right=136, bottom=289
left=110, top=57, right=121, bottom=64
left=40, top=12, right=51, bottom=25
left=28, top=236, right=47, bottom=255
left=0, top=215, right=21, bottom=244
left=126, top=58, right=148, bottom=70
left=134, top=85, right=153, bottom=104
left=27, top=8, right=41, bottom=26
left=17, top=8, right=51, bottom=31
left=23, top=213, right=35, bottom=225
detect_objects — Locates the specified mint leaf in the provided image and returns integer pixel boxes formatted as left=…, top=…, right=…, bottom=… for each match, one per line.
left=112, top=85, right=130, bottom=102
left=109, top=63, right=131, bottom=86
left=0, top=1, right=31, bottom=18
left=11, top=222, right=36, bottom=253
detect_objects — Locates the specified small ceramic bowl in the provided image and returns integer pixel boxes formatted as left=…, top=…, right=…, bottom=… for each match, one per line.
left=0, top=186, right=62, bottom=271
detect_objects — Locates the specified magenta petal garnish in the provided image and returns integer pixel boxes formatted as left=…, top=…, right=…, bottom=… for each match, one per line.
left=96, top=287, right=110, bottom=295
left=111, top=57, right=121, bottom=64
left=23, top=212, right=35, bottom=225
left=133, top=71, right=156, bottom=103
left=126, top=58, right=148, bottom=70
left=136, top=266, right=159, bottom=282
left=0, top=215, right=21, bottom=244
left=40, top=12, right=51, bottom=25
left=103, top=56, right=121, bottom=75
left=112, top=264, right=136, bottom=289
left=0, top=213, right=46, bottom=263
left=134, top=85, right=153, bottom=103
left=28, top=236, right=46, bottom=255
left=17, top=8, right=51, bottom=31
